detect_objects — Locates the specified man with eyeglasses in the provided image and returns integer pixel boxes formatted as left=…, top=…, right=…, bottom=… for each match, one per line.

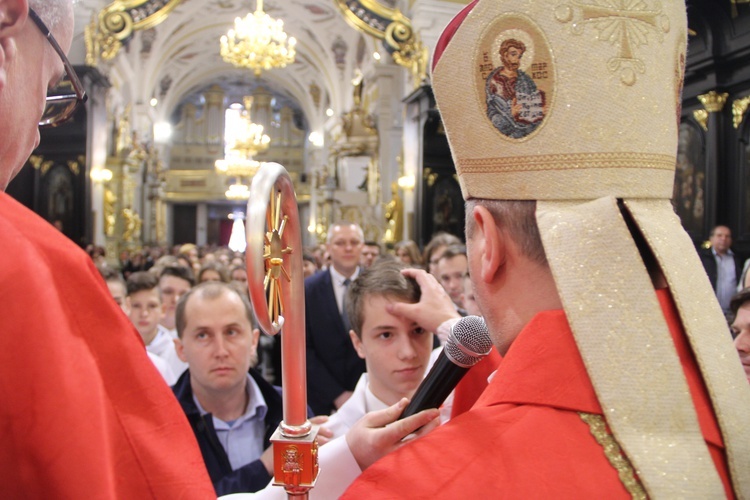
left=0, top=1, right=214, bottom=496
left=304, top=222, right=367, bottom=415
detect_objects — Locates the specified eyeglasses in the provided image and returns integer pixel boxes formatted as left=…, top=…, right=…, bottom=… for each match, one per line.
left=28, top=8, right=87, bottom=128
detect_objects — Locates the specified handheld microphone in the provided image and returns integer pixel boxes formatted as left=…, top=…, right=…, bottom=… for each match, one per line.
left=399, top=315, right=492, bottom=420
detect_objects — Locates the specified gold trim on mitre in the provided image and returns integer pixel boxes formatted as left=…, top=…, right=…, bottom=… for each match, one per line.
left=433, top=0, right=746, bottom=497
left=457, top=152, right=675, bottom=200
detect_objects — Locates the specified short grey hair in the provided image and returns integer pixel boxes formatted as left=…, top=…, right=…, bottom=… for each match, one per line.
left=29, top=0, right=71, bottom=30
left=326, top=221, right=364, bottom=243
left=465, top=199, right=547, bottom=265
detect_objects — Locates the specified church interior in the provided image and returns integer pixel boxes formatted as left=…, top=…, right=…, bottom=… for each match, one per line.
left=7, top=0, right=750, bottom=263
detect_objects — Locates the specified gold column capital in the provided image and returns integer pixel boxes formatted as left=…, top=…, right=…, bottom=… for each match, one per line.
left=697, top=91, right=729, bottom=113
left=732, top=96, right=750, bottom=129
left=692, top=110, right=708, bottom=131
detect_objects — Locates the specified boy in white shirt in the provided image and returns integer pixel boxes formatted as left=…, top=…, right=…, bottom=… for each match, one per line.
left=324, top=260, right=437, bottom=438
left=126, top=271, right=185, bottom=382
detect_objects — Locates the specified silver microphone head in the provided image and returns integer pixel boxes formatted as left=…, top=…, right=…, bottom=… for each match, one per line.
left=445, top=316, right=493, bottom=368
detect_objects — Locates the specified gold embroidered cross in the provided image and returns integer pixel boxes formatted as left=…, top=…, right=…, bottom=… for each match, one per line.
left=555, top=0, right=669, bottom=86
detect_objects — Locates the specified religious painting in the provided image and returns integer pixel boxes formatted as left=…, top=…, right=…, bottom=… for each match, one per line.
left=476, top=15, right=554, bottom=141
left=672, top=120, right=706, bottom=239
left=40, top=164, right=75, bottom=234
left=430, top=176, right=464, bottom=238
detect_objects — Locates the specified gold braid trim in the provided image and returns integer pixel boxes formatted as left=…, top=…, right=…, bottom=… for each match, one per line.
left=578, top=412, right=648, bottom=500
left=458, top=152, right=675, bottom=173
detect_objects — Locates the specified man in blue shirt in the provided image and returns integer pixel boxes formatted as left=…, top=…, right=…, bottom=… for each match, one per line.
left=173, top=281, right=282, bottom=495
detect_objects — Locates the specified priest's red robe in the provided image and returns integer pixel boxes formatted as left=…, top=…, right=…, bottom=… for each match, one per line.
left=450, top=348, right=501, bottom=419
left=343, top=288, right=733, bottom=498
left=0, top=193, right=215, bottom=498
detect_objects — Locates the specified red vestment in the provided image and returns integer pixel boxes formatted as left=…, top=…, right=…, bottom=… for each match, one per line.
left=450, top=348, right=501, bottom=419
left=0, top=193, right=215, bottom=498
left=343, top=289, right=733, bottom=498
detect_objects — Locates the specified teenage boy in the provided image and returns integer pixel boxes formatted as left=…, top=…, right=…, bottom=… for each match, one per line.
left=158, top=265, right=194, bottom=338
left=100, top=267, right=128, bottom=311
left=435, top=244, right=468, bottom=311
left=324, top=260, right=439, bottom=438
left=126, top=271, right=186, bottom=380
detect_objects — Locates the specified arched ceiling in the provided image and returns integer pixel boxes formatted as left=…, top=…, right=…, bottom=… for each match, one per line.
left=72, top=0, right=381, bottom=134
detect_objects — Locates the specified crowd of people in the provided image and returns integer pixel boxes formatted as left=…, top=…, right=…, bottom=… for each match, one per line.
left=88, top=225, right=500, bottom=496
left=88, top=219, right=750, bottom=496
left=3, top=0, right=749, bottom=497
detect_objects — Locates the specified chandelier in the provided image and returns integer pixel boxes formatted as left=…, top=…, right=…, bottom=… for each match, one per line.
left=216, top=97, right=269, bottom=200
left=215, top=97, right=269, bottom=178
left=225, top=179, right=251, bottom=200
left=220, top=0, right=297, bottom=77
left=215, top=157, right=261, bottom=178
left=231, top=97, right=271, bottom=158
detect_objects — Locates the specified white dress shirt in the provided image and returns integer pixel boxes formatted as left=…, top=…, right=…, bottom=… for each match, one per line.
left=328, top=266, right=360, bottom=315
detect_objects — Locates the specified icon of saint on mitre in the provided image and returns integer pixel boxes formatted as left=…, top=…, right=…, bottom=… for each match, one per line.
left=485, top=29, right=548, bottom=139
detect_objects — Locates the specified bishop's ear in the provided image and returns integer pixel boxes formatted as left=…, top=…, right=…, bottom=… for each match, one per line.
left=0, top=0, right=29, bottom=91
left=471, top=204, right=505, bottom=284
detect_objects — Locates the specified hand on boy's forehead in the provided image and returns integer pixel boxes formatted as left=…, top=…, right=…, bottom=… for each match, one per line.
left=360, top=296, right=425, bottom=338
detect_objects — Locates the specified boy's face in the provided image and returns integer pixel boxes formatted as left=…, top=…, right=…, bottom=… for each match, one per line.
left=106, top=280, right=127, bottom=312
left=159, top=275, right=192, bottom=328
left=349, top=295, right=433, bottom=406
left=302, top=259, right=317, bottom=278
left=127, top=288, right=164, bottom=345
left=437, top=254, right=468, bottom=307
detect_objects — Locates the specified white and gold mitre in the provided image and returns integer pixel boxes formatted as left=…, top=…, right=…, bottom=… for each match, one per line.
left=433, top=0, right=686, bottom=201
left=433, top=1, right=750, bottom=498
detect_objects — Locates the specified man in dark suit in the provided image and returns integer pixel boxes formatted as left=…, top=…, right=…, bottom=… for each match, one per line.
left=305, top=222, right=366, bottom=415
left=699, top=225, right=743, bottom=316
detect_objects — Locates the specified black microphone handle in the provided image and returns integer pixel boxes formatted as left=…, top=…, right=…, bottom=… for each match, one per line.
left=399, top=352, right=468, bottom=420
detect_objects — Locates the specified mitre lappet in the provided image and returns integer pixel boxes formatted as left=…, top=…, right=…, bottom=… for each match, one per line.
left=432, top=0, right=750, bottom=497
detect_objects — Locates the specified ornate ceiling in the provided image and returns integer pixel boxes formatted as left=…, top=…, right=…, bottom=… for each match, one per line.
left=72, top=0, right=382, bottom=135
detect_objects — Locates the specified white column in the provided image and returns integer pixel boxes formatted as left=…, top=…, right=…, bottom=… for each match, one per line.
left=372, top=62, right=404, bottom=211
left=196, top=202, right=208, bottom=246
